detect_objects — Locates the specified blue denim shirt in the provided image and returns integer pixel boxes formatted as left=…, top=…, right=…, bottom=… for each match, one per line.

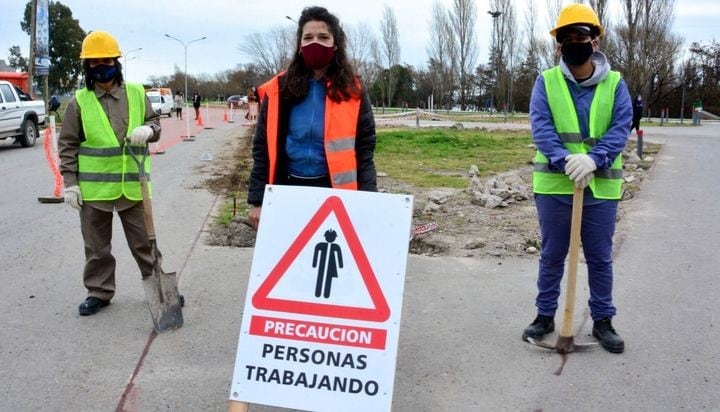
left=286, top=79, right=328, bottom=177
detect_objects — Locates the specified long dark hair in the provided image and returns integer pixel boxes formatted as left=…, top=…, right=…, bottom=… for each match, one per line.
left=281, top=6, right=361, bottom=103
left=83, top=58, right=124, bottom=89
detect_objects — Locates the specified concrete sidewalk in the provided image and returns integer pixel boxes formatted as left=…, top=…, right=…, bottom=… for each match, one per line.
left=1, top=121, right=718, bottom=411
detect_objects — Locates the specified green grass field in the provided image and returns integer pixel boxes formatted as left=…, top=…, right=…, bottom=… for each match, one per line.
left=375, top=128, right=534, bottom=188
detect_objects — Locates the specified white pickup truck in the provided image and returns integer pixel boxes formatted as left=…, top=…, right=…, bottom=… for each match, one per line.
left=0, top=80, right=46, bottom=147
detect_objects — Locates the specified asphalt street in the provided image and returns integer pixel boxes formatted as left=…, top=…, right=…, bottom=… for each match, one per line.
left=0, top=115, right=718, bottom=411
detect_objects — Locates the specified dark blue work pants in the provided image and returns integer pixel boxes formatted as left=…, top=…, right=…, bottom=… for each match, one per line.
left=534, top=194, right=618, bottom=321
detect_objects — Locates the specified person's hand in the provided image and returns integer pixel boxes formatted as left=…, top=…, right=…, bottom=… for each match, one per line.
left=129, top=125, right=154, bottom=145
left=64, top=185, right=83, bottom=211
left=248, top=206, right=262, bottom=231
left=565, top=154, right=597, bottom=181
left=575, top=172, right=594, bottom=189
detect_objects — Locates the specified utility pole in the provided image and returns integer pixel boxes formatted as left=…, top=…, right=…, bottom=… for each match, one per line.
left=680, top=64, right=686, bottom=124
left=505, top=44, right=512, bottom=123
left=28, top=0, right=36, bottom=96
left=488, top=11, right=502, bottom=114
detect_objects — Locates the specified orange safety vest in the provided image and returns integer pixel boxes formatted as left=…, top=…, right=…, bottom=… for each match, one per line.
left=258, top=74, right=361, bottom=190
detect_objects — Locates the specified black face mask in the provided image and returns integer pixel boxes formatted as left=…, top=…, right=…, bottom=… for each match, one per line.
left=89, top=64, right=117, bottom=83
left=561, top=41, right=594, bottom=66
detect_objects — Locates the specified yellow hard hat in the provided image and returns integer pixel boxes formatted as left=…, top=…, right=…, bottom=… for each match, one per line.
left=80, top=31, right=122, bottom=59
left=550, top=3, right=605, bottom=38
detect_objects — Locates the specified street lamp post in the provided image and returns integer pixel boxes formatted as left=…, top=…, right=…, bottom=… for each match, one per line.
left=123, top=47, right=142, bottom=79
left=680, top=63, right=686, bottom=124
left=164, top=34, right=207, bottom=99
left=648, top=72, right=659, bottom=122
left=488, top=11, right=502, bottom=114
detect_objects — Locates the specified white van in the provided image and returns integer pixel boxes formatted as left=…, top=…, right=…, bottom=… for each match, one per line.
left=145, top=88, right=173, bottom=117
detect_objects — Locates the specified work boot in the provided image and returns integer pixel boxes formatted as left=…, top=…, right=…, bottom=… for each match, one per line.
left=522, top=315, right=554, bottom=342
left=79, top=296, right=110, bottom=316
left=592, top=318, right=625, bottom=353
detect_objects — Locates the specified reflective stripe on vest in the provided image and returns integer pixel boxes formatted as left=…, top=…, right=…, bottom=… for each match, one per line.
left=259, top=75, right=361, bottom=190
left=533, top=67, right=623, bottom=199
left=76, top=83, right=148, bottom=201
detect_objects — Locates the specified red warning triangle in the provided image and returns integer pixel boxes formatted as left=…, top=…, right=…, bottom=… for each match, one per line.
left=252, top=195, right=390, bottom=322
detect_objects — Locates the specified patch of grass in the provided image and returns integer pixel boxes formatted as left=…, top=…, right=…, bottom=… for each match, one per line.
left=375, top=128, right=534, bottom=188
left=214, top=199, right=236, bottom=227
left=214, top=194, right=251, bottom=227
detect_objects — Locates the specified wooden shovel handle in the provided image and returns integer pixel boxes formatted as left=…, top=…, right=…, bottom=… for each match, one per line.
left=227, top=401, right=248, bottom=412
left=125, top=142, right=156, bottom=241
left=559, top=186, right=584, bottom=338
left=139, top=175, right=156, bottom=241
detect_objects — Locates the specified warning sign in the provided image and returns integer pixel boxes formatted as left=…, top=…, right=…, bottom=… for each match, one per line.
left=229, top=185, right=413, bottom=412
left=252, top=195, right=390, bottom=322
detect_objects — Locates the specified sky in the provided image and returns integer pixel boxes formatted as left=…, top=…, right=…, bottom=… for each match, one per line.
left=1, top=0, right=719, bottom=85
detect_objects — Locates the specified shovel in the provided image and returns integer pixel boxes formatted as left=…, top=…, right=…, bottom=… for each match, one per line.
left=526, top=186, right=597, bottom=353
left=125, top=141, right=184, bottom=332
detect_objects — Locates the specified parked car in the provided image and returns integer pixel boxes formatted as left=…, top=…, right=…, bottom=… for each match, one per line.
left=227, top=95, right=248, bottom=109
left=0, top=80, right=46, bottom=147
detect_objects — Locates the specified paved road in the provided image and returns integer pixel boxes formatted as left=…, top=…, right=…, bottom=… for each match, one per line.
left=0, top=119, right=718, bottom=411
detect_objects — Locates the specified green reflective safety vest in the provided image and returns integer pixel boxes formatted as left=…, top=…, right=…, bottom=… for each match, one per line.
left=76, top=83, right=149, bottom=201
left=533, top=66, right=623, bottom=199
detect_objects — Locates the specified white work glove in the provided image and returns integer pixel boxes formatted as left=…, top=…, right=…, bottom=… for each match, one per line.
left=64, top=185, right=83, bottom=211
left=565, top=154, right=597, bottom=182
left=575, top=172, right=594, bottom=189
left=129, top=125, right=154, bottom=145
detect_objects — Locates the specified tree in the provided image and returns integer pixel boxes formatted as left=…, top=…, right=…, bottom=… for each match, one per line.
left=449, top=0, right=478, bottom=110
left=19, top=1, right=85, bottom=93
left=8, top=45, right=29, bottom=72
left=540, top=0, right=564, bottom=70
left=239, top=26, right=294, bottom=79
left=605, top=0, right=682, bottom=112
left=346, top=22, right=381, bottom=91
left=514, top=0, right=544, bottom=112
left=474, top=63, right=494, bottom=110
left=486, top=0, right=519, bottom=114
left=426, top=1, right=457, bottom=110
left=678, top=41, right=719, bottom=115
left=392, top=64, right=417, bottom=107
left=588, top=0, right=611, bottom=32
left=380, top=5, right=401, bottom=107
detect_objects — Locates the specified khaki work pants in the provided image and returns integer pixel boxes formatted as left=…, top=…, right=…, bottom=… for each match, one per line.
left=80, top=202, right=154, bottom=300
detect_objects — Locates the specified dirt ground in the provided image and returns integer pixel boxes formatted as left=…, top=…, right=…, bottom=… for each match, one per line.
left=204, top=125, right=658, bottom=260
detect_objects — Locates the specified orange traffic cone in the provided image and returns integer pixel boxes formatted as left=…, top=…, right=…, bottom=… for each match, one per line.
left=223, top=110, right=228, bottom=122
left=196, top=113, right=204, bottom=126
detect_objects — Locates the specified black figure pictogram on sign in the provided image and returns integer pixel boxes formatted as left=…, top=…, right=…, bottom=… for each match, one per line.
left=313, top=229, right=344, bottom=298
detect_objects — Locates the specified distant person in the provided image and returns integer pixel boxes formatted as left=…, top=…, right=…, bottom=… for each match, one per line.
left=523, top=3, right=632, bottom=353
left=631, top=95, right=643, bottom=133
left=174, top=91, right=184, bottom=120
left=246, top=6, right=377, bottom=230
left=192, top=89, right=201, bottom=120
left=692, top=99, right=702, bottom=125
left=57, top=30, right=162, bottom=316
left=49, top=93, right=61, bottom=116
left=246, top=86, right=258, bottom=103
left=245, top=86, right=260, bottom=120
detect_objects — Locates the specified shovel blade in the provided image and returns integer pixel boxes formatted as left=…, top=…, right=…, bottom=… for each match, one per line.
left=143, top=271, right=184, bottom=332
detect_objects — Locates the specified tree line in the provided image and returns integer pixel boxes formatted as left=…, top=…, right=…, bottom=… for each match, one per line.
left=6, top=0, right=719, bottom=116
